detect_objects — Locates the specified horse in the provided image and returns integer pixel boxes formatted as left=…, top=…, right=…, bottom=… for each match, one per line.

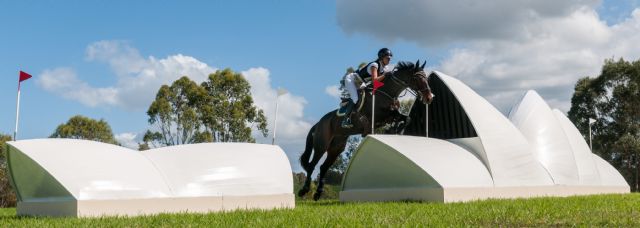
left=298, top=60, right=433, bottom=200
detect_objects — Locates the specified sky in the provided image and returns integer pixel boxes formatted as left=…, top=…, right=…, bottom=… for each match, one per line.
left=2, top=0, right=640, bottom=172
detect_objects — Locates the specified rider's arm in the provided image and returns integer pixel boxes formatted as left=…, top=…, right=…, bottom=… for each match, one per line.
left=371, top=66, right=385, bottom=82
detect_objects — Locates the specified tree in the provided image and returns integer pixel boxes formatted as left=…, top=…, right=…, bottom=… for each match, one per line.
left=50, top=115, right=118, bottom=144
left=144, top=76, right=211, bottom=147
left=200, top=69, right=268, bottom=142
left=568, top=58, right=640, bottom=191
left=398, top=98, right=415, bottom=116
left=137, top=142, right=150, bottom=151
left=144, top=70, right=268, bottom=146
left=0, top=133, right=17, bottom=207
left=0, top=134, right=13, bottom=164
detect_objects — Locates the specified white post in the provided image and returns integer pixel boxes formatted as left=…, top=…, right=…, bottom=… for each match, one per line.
left=425, top=103, right=428, bottom=138
left=588, top=118, right=596, bottom=151
left=272, top=88, right=288, bottom=145
left=589, top=124, right=593, bottom=152
left=14, top=85, right=21, bottom=141
left=371, top=94, right=375, bottom=134
left=425, top=93, right=434, bottom=138
left=272, top=100, right=280, bottom=145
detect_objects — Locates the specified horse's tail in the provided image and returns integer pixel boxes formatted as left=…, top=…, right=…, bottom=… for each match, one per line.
left=299, top=124, right=316, bottom=171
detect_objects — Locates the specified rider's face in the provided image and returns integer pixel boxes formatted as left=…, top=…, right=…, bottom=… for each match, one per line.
left=382, top=56, right=391, bottom=65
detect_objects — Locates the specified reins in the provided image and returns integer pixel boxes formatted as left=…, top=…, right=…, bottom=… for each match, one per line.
left=369, top=70, right=427, bottom=100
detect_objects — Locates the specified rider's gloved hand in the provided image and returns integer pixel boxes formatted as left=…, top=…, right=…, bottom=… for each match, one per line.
left=359, top=83, right=367, bottom=89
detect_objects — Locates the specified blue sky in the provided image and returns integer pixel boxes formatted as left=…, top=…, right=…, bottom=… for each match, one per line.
left=0, top=1, right=434, bottom=137
left=2, top=0, right=640, bottom=171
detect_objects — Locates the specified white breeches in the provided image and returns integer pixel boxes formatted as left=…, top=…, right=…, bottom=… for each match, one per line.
left=344, top=73, right=359, bottom=104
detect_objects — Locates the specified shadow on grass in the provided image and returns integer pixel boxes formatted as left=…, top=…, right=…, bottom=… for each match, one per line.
left=296, top=199, right=343, bottom=206
left=0, top=214, right=57, bottom=221
left=297, top=198, right=439, bottom=207
left=0, top=214, right=16, bottom=220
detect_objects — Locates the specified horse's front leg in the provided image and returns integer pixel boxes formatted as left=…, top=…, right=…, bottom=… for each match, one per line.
left=391, top=110, right=410, bottom=134
left=358, top=115, right=371, bottom=137
left=398, top=115, right=411, bottom=134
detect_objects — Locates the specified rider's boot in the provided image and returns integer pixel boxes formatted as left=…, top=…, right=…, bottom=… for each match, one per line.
left=340, top=99, right=356, bottom=128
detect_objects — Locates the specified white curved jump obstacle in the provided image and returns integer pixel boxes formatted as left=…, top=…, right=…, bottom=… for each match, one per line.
left=340, top=71, right=629, bottom=203
left=5, top=139, right=294, bottom=217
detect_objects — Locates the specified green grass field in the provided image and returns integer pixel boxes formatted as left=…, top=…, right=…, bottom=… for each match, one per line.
left=0, top=194, right=638, bottom=227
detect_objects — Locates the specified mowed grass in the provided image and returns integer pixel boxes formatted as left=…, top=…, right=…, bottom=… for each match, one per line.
left=0, top=194, right=638, bottom=227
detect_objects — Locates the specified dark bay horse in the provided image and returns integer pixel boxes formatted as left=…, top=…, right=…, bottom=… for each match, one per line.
left=298, top=60, right=433, bottom=200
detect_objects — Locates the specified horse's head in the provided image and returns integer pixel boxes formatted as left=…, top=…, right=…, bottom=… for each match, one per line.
left=394, top=60, right=433, bottom=104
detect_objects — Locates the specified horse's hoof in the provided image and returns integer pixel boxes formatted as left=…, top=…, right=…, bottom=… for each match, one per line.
left=313, top=192, right=322, bottom=201
left=298, top=188, right=309, bottom=197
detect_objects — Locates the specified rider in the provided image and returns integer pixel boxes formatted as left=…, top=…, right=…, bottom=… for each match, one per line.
left=341, top=48, right=393, bottom=128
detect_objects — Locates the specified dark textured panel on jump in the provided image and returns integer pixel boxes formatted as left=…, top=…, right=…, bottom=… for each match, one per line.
left=404, top=73, right=478, bottom=139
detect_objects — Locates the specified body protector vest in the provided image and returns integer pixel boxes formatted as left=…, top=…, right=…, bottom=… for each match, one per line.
left=357, top=60, right=385, bottom=82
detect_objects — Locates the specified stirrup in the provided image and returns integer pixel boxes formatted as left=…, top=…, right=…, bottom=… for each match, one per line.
left=341, top=117, right=353, bottom=128
left=338, top=99, right=355, bottom=117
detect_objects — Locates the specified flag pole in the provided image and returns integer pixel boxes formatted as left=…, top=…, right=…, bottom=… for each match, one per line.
left=14, top=81, right=21, bottom=141
left=14, top=71, right=32, bottom=141
left=370, top=78, right=384, bottom=135
left=272, top=99, right=279, bottom=145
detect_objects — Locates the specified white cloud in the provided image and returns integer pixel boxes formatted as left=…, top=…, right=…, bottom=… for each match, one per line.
left=325, top=85, right=342, bottom=99
left=337, top=0, right=599, bottom=45
left=86, top=40, right=148, bottom=76
left=37, top=67, right=118, bottom=107
left=38, top=40, right=216, bottom=111
left=115, top=132, right=140, bottom=149
left=241, top=68, right=313, bottom=145
left=338, top=2, right=640, bottom=113
left=439, top=7, right=638, bottom=112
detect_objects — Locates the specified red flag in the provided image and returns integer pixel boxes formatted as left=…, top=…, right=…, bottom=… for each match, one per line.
left=19, top=71, right=32, bottom=82
left=372, top=80, right=384, bottom=95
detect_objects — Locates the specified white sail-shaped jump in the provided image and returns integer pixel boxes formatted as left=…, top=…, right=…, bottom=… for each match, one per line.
left=341, top=71, right=629, bottom=203
left=6, top=139, right=294, bottom=217
left=508, top=90, right=580, bottom=185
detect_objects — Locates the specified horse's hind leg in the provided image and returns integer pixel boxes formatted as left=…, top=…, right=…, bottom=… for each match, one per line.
left=313, top=136, right=348, bottom=201
left=298, top=164, right=314, bottom=197
left=298, top=134, right=329, bottom=197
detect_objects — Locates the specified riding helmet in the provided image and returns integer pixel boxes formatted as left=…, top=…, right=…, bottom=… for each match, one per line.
left=377, top=48, right=393, bottom=59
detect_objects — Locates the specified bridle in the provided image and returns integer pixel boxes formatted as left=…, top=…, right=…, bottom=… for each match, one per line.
left=382, top=69, right=430, bottom=98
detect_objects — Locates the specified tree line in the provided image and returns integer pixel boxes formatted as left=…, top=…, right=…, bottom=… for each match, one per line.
left=568, top=58, right=640, bottom=192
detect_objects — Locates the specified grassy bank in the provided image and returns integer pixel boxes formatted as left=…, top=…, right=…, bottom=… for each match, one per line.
left=0, top=194, right=638, bottom=226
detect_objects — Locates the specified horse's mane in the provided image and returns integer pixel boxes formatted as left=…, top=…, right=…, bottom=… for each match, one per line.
left=395, top=61, right=416, bottom=72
